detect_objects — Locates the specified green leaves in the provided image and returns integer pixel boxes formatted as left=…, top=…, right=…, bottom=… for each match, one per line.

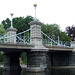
left=66, top=25, right=75, bottom=37
left=1, top=16, right=34, bottom=33
left=41, top=24, right=60, bottom=40
left=2, top=18, right=11, bottom=29
left=41, top=24, right=70, bottom=41
left=13, top=16, right=34, bottom=33
left=60, top=32, right=71, bottom=41
left=0, top=24, right=6, bottom=35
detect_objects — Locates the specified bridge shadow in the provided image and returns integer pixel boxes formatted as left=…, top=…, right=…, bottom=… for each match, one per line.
left=2, top=68, right=46, bottom=75
left=3, top=70, right=21, bottom=75
left=2, top=68, right=75, bottom=75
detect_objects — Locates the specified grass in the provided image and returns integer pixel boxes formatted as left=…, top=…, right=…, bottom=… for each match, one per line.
left=22, top=60, right=27, bottom=65
left=0, top=62, right=4, bottom=65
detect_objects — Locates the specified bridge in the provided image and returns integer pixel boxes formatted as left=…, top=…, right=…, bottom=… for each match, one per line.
left=0, top=21, right=75, bottom=72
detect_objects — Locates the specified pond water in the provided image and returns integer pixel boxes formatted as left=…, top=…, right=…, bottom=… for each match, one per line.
left=0, top=68, right=75, bottom=75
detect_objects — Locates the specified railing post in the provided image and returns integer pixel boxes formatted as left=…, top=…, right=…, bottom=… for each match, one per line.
left=58, top=36, right=60, bottom=46
left=23, top=33, right=25, bottom=44
left=61, top=41, right=63, bottom=46
left=51, top=40, right=52, bottom=46
left=28, top=31, right=29, bottom=43
left=71, top=40, right=75, bottom=48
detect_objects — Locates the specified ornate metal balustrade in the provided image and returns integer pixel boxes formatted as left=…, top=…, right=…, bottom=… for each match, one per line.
left=41, top=31, right=71, bottom=47
left=0, top=28, right=71, bottom=47
left=0, top=28, right=31, bottom=44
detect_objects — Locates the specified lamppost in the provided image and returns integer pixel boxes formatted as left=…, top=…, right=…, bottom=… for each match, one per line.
left=10, top=13, right=13, bottom=28
left=33, top=3, right=37, bottom=21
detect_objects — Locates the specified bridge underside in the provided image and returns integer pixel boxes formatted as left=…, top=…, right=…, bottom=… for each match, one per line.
left=47, top=51, right=75, bottom=69
left=3, top=51, right=22, bottom=72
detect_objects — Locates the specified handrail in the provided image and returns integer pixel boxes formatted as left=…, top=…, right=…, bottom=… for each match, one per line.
left=41, top=31, right=58, bottom=45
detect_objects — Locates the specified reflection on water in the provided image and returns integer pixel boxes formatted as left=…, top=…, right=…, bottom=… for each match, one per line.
left=0, top=68, right=3, bottom=75
left=51, top=69, right=75, bottom=75
left=0, top=68, right=75, bottom=75
left=25, top=72, right=46, bottom=75
left=3, top=70, right=21, bottom=75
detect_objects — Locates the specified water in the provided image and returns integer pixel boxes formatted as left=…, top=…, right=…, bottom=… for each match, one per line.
left=0, top=68, right=75, bottom=75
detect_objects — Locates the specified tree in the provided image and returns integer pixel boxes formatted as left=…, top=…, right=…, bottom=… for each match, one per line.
left=13, top=16, right=34, bottom=33
left=20, top=52, right=27, bottom=65
left=41, top=24, right=61, bottom=40
left=1, top=18, right=11, bottom=29
left=66, top=25, right=75, bottom=37
left=59, top=32, right=71, bottom=41
left=0, top=24, right=6, bottom=35
left=41, top=24, right=70, bottom=41
left=1, top=16, right=34, bottom=33
left=0, top=24, right=6, bottom=62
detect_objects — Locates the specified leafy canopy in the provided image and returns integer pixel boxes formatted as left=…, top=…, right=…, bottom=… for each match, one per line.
left=66, top=25, right=75, bottom=37
left=2, top=16, right=34, bottom=33
left=0, top=24, right=6, bottom=35
left=42, top=24, right=70, bottom=41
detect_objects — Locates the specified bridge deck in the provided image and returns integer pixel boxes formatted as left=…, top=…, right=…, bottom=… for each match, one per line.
left=0, top=43, right=34, bottom=51
left=0, top=44, right=73, bottom=52
left=45, top=46, right=73, bottom=51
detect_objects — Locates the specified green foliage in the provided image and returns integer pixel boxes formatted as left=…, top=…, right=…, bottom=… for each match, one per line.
left=20, top=52, right=27, bottom=65
left=42, top=24, right=61, bottom=40
left=59, top=32, right=71, bottom=41
left=2, top=16, right=34, bottom=33
left=1, top=18, right=11, bottom=29
left=66, top=25, right=75, bottom=37
left=0, top=24, right=6, bottom=35
left=0, top=24, right=5, bottom=62
left=41, top=24, right=71, bottom=41
left=0, top=62, right=4, bottom=65
left=0, top=52, right=4, bottom=62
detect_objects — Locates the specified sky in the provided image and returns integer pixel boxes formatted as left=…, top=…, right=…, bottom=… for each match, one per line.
left=0, top=0, right=75, bottom=31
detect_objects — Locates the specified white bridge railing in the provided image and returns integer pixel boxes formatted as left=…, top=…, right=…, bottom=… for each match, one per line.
left=41, top=31, right=71, bottom=47
left=0, top=28, right=71, bottom=47
left=0, top=28, right=31, bottom=44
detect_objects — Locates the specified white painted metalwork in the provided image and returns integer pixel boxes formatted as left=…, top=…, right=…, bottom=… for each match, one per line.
left=33, top=4, right=37, bottom=21
left=0, top=28, right=32, bottom=44
left=41, top=31, right=71, bottom=47
left=0, top=27, right=71, bottom=47
left=10, top=13, right=13, bottom=28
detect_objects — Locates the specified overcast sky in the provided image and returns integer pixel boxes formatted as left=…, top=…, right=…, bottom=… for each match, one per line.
left=0, top=0, right=75, bottom=31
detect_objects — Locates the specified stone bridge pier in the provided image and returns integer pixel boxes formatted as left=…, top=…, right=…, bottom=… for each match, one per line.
left=3, top=51, right=22, bottom=71
left=26, top=21, right=48, bottom=72
left=3, top=27, right=22, bottom=72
